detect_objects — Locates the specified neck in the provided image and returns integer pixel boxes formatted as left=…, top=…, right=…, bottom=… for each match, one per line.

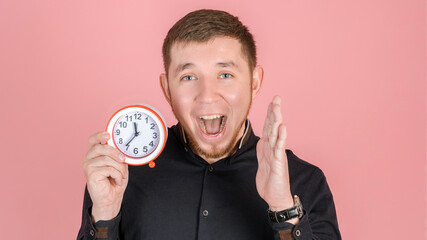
left=204, top=123, right=246, bottom=164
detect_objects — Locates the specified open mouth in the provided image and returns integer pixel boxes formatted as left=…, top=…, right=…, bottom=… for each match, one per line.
left=199, top=114, right=226, bottom=136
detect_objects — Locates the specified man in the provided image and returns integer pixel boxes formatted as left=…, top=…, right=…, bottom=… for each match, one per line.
left=78, top=9, right=341, bottom=240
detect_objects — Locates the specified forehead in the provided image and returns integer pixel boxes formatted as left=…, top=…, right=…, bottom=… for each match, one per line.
left=168, top=37, right=249, bottom=74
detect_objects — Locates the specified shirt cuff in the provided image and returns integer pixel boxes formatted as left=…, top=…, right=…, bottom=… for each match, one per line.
left=93, top=211, right=121, bottom=239
left=81, top=206, right=121, bottom=240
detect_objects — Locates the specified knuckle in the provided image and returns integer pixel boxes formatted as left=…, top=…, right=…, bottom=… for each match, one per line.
left=89, top=132, right=103, bottom=146
left=95, top=131, right=104, bottom=139
left=88, top=135, right=94, bottom=145
left=102, top=145, right=116, bottom=159
left=106, top=145, right=117, bottom=157
left=101, top=155, right=111, bottom=162
left=88, top=133, right=98, bottom=145
left=81, top=158, right=87, bottom=169
left=85, top=168, right=95, bottom=178
left=108, top=166, right=119, bottom=176
left=87, top=170, right=101, bottom=181
left=121, top=165, right=127, bottom=174
left=81, top=155, right=93, bottom=168
left=82, top=160, right=95, bottom=174
left=93, top=144, right=105, bottom=155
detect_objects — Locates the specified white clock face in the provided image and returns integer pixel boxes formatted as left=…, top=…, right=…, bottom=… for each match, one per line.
left=112, top=111, right=161, bottom=158
left=106, top=104, right=167, bottom=166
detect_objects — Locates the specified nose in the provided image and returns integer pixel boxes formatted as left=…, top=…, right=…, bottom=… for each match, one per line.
left=196, top=77, right=220, bottom=104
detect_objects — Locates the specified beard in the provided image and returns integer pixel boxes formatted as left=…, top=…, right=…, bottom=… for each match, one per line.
left=185, top=114, right=248, bottom=160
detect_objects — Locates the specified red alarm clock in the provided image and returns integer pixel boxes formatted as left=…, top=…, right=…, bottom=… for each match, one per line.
left=106, top=104, right=167, bottom=167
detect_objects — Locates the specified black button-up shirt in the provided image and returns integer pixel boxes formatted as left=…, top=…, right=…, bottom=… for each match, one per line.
left=77, top=122, right=341, bottom=240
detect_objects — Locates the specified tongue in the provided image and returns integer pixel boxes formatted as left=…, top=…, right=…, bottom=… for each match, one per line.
left=204, top=118, right=222, bottom=134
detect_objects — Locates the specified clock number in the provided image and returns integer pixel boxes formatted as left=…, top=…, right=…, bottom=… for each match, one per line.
left=150, top=123, right=155, bottom=130
left=134, top=113, right=142, bottom=120
left=119, top=138, right=123, bottom=144
left=126, top=145, right=130, bottom=151
left=149, top=141, right=154, bottom=147
left=119, top=121, right=127, bottom=128
left=145, top=117, right=148, bottom=123
left=126, top=115, right=133, bottom=122
left=133, top=148, right=138, bottom=154
left=116, top=129, right=120, bottom=135
left=153, top=132, right=158, bottom=139
left=143, top=146, right=148, bottom=152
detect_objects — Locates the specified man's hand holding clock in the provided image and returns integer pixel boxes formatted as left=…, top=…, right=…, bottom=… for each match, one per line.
left=81, top=132, right=129, bottom=223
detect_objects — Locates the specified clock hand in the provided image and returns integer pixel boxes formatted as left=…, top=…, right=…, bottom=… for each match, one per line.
left=134, top=122, right=139, bottom=136
left=125, top=122, right=140, bottom=147
left=125, top=134, right=136, bottom=147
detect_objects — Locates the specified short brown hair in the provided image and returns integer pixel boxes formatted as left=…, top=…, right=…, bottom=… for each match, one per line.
left=162, top=9, right=257, bottom=77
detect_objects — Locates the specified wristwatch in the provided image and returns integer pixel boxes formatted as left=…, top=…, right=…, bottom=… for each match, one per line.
left=267, top=195, right=304, bottom=222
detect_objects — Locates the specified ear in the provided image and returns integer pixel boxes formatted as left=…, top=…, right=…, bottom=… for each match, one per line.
left=160, top=73, right=171, bottom=105
left=251, top=65, right=264, bottom=99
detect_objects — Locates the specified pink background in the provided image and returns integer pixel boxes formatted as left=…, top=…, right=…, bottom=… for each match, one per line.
left=0, top=0, right=425, bottom=239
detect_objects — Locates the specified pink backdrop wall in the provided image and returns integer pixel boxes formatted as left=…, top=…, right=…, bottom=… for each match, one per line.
left=0, top=0, right=425, bottom=239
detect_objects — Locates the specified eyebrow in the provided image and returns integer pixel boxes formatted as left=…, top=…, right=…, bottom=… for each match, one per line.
left=173, top=61, right=240, bottom=77
left=174, top=63, right=195, bottom=76
left=216, top=61, right=239, bottom=70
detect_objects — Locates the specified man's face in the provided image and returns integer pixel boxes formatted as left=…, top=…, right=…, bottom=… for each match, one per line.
left=160, top=37, right=262, bottom=161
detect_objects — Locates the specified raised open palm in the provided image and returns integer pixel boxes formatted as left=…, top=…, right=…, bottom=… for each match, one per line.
left=256, top=96, right=294, bottom=212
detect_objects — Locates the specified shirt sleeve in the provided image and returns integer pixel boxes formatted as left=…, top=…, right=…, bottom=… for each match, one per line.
left=269, top=169, right=341, bottom=240
left=76, top=185, right=122, bottom=240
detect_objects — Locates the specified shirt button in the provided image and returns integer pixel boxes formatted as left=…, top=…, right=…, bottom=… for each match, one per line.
left=202, top=210, right=209, bottom=216
left=208, top=166, right=214, bottom=172
left=89, top=229, right=95, bottom=236
left=295, top=229, right=301, bottom=236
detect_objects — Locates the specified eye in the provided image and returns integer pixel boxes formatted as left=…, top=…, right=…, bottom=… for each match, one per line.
left=181, top=75, right=196, bottom=81
left=219, top=73, right=233, bottom=79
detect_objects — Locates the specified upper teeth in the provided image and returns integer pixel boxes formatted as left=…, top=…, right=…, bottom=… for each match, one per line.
left=200, top=115, right=222, bottom=120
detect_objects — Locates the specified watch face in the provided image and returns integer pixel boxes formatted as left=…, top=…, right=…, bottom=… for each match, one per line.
left=106, top=104, right=167, bottom=166
left=112, top=111, right=160, bottom=158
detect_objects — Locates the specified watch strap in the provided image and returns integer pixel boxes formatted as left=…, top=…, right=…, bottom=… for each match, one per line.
left=268, top=195, right=303, bottom=223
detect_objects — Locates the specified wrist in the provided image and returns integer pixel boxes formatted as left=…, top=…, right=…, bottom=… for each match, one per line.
left=268, top=199, right=294, bottom=212
left=268, top=194, right=294, bottom=211
left=91, top=204, right=121, bottom=223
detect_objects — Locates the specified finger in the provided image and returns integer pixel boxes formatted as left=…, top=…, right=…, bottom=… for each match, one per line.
left=262, top=102, right=273, bottom=139
left=86, top=155, right=128, bottom=180
left=88, top=132, right=110, bottom=148
left=269, top=97, right=283, bottom=147
left=94, top=166, right=124, bottom=186
left=272, top=94, right=282, bottom=105
left=86, top=144, right=125, bottom=164
left=274, top=124, right=287, bottom=159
